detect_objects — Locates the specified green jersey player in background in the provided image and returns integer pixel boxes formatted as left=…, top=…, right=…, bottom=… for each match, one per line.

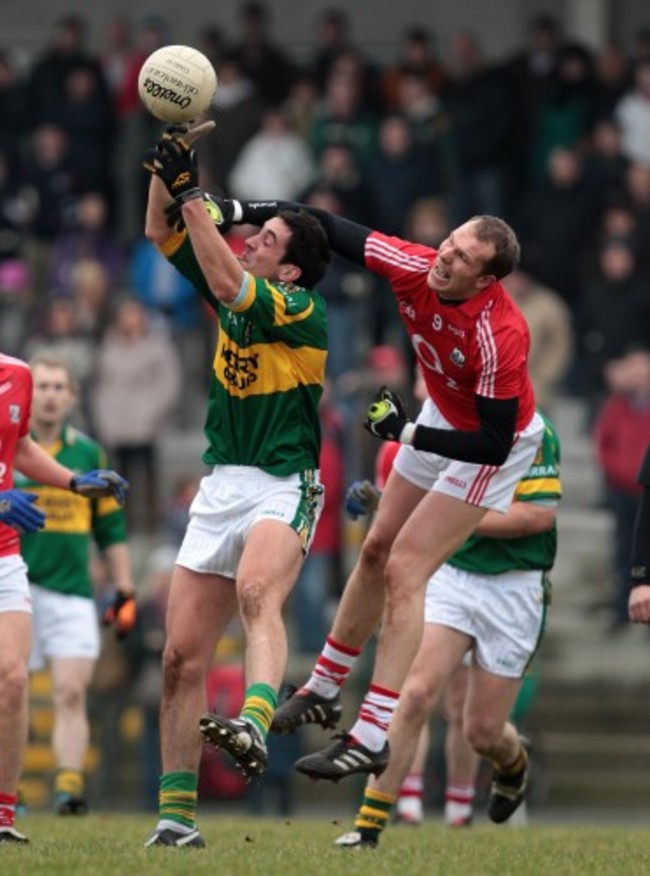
left=142, top=125, right=331, bottom=848
left=333, top=409, right=561, bottom=848
left=16, top=354, right=135, bottom=816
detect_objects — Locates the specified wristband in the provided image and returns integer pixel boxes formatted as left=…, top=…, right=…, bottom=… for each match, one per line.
left=177, top=187, right=205, bottom=207
left=399, top=423, right=417, bottom=445
left=232, top=200, right=243, bottom=222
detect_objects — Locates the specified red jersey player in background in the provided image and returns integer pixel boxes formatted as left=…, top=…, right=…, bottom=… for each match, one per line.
left=163, top=171, right=544, bottom=801
left=0, top=354, right=127, bottom=843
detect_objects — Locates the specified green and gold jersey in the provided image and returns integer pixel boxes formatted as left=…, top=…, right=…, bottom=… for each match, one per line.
left=161, top=230, right=327, bottom=475
left=14, top=425, right=127, bottom=598
left=449, top=413, right=562, bottom=575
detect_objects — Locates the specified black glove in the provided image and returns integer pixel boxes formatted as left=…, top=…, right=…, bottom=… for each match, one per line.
left=165, top=192, right=235, bottom=233
left=142, top=130, right=202, bottom=204
left=364, top=386, right=413, bottom=443
left=70, top=470, right=129, bottom=505
left=102, top=591, right=137, bottom=640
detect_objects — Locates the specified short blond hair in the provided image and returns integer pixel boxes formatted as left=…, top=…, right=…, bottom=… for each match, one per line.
left=29, top=353, right=79, bottom=394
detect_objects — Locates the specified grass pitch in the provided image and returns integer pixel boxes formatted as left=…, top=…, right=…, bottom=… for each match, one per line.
left=3, top=813, right=650, bottom=875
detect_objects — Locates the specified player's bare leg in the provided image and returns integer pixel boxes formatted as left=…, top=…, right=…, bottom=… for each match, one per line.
left=463, top=662, right=528, bottom=823
left=146, top=566, right=237, bottom=848
left=201, top=520, right=304, bottom=778
left=272, top=472, right=426, bottom=734
left=336, top=624, right=470, bottom=847
left=444, top=663, right=480, bottom=826
left=50, top=656, right=94, bottom=814
left=0, top=612, right=31, bottom=843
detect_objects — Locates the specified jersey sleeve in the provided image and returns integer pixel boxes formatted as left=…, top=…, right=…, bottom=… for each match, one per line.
left=19, top=368, right=33, bottom=436
left=229, top=274, right=327, bottom=348
left=364, top=231, right=435, bottom=301
left=514, top=421, right=562, bottom=503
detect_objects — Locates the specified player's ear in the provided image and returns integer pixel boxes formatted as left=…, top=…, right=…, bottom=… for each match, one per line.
left=277, top=263, right=301, bottom=283
left=477, top=273, right=496, bottom=290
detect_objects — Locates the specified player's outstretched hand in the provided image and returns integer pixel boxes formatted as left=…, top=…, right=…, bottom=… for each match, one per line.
left=102, top=591, right=137, bottom=640
left=70, top=470, right=128, bottom=505
left=364, top=386, right=411, bottom=442
left=345, top=480, right=382, bottom=520
left=143, top=132, right=201, bottom=203
left=0, top=490, right=46, bottom=533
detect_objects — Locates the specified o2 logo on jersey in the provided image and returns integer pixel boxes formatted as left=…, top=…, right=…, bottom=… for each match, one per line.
left=411, top=334, right=460, bottom=390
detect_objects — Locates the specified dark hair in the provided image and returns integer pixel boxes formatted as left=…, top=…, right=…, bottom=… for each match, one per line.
left=469, top=215, right=521, bottom=280
left=278, top=210, right=331, bottom=289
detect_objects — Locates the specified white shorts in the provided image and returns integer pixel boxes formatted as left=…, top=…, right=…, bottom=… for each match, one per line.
left=29, top=585, right=100, bottom=671
left=394, top=398, right=544, bottom=512
left=176, top=465, right=324, bottom=578
left=424, top=562, right=548, bottom=678
left=0, top=554, right=32, bottom=614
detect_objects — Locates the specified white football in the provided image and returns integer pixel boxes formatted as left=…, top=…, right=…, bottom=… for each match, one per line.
left=138, top=45, right=217, bottom=123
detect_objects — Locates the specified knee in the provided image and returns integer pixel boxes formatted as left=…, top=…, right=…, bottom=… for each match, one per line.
left=359, top=529, right=392, bottom=572
left=0, top=658, right=28, bottom=711
left=399, top=678, right=434, bottom=726
left=463, top=713, right=501, bottom=755
left=238, top=578, right=269, bottom=625
left=162, top=643, right=203, bottom=696
left=55, top=683, right=85, bottom=713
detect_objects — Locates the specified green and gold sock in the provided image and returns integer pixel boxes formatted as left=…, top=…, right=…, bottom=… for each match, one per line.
left=54, top=769, right=84, bottom=799
left=240, top=683, right=278, bottom=739
left=354, top=787, right=396, bottom=843
left=159, top=771, right=198, bottom=829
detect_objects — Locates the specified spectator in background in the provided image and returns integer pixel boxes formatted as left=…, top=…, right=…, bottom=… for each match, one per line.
left=26, top=14, right=108, bottom=130
left=576, top=240, right=650, bottom=415
left=22, top=299, right=95, bottom=428
left=129, top=236, right=210, bottom=423
left=301, top=186, right=374, bottom=385
left=365, top=113, right=441, bottom=236
left=199, top=53, right=264, bottom=195
left=615, top=60, right=650, bottom=166
left=231, top=2, right=295, bottom=107
left=528, top=41, right=599, bottom=184
left=582, top=118, right=629, bottom=211
left=592, top=42, right=632, bottom=119
left=309, top=62, right=378, bottom=165
left=592, top=349, right=650, bottom=630
left=505, top=13, right=564, bottom=192
left=381, top=26, right=447, bottom=111
left=503, top=267, right=573, bottom=415
left=404, top=197, right=450, bottom=249
left=308, top=143, right=376, bottom=226
left=441, top=30, right=517, bottom=224
left=228, top=106, right=315, bottom=201
left=0, top=50, right=29, bottom=162
left=310, top=8, right=355, bottom=93
left=282, top=72, right=320, bottom=142
left=515, top=146, right=599, bottom=305
left=90, top=299, right=181, bottom=533
left=49, top=192, right=124, bottom=297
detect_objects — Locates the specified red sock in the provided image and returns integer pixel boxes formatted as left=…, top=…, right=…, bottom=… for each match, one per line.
left=0, top=793, right=17, bottom=828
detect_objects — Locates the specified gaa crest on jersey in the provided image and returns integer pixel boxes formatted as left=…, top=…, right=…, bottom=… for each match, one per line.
left=450, top=348, right=465, bottom=367
left=8, top=404, right=20, bottom=423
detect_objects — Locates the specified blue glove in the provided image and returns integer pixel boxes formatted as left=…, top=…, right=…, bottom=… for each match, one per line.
left=70, top=470, right=128, bottom=505
left=0, top=490, right=46, bottom=533
left=345, top=480, right=381, bottom=520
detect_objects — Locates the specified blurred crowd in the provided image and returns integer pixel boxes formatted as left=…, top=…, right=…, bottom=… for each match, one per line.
left=5, top=3, right=650, bottom=809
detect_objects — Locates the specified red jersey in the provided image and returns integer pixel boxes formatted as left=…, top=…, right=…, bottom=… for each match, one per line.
left=365, top=232, right=536, bottom=431
left=0, top=355, right=33, bottom=557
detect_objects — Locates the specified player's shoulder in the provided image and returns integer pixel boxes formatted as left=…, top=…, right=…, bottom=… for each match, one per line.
left=0, top=354, right=31, bottom=378
left=63, top=426, right=105, bottom=460
left=366, top=230, right=434, bottom=270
